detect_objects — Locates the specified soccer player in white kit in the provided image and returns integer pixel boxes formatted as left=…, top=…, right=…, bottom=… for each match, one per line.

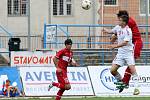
left=108, top=15, right=140, bottom=95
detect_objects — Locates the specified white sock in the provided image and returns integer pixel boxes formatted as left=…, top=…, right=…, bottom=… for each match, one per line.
left=132, top=72, right=139, bottom=88
left=115, top=72, right=122, bottom=81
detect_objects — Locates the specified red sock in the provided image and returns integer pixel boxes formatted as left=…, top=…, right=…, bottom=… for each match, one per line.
left=55, top=89, right=65, bottom=100
left=122, top=67, right=132, bottom=84
left=52, top=82, right=65, bottom=89
left=55, top=96, right=61, bottom=100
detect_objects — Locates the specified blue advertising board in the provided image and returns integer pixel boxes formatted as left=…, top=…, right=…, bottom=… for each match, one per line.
left=0, top=67, right=23, bottom=95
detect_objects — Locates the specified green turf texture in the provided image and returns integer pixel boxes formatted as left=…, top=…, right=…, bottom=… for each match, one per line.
left=1, top=97, right=150, bottom=100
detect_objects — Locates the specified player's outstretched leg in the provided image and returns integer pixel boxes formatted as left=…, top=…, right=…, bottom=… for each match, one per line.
left=55, top=89, right=65, bottom=100
left=129, top=65, right=140, bottom=95
left=48, top=82, right=54, bottom=91
left=48, top=82, right=65, bottom=91
left=116, top=82, right=129, bottom=93
left=132, top=73, right=140, bottom=95
left=116, top=67, right=131, bottom=93
left=122, top=67, right=131, bottom=85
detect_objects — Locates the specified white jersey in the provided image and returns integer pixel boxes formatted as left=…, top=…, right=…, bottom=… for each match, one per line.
left=112, top=25, right=134, bottom=54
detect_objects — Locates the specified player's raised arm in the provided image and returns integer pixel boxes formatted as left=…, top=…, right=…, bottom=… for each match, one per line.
left=110, top=33, right=117, bottom=43
left=102, top=28, right=114, bottom=34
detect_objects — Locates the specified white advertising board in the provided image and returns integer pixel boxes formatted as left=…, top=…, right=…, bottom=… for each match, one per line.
left=11, top=51, right=55, bottom=67
left=88, top=66, right=150, bottom=96
left=20, top=67, right=94, bottom=96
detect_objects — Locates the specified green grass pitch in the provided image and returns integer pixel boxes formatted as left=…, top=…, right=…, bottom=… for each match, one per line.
left=1, top=97, right=150, bottom=100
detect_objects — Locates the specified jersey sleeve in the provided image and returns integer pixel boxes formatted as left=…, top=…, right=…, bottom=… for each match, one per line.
left=69, top=51, right=73, bottom=63
left=111, top=25, right=119, bottom=34
left=124, top=29, right=132, bottom=42
left=55, top=49, right=64, bottom=59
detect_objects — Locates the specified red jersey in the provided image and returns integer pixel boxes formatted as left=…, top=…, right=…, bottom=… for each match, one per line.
left=2, top=84, right=9, bottom=95
left=128, top=17, right=142, bottom=43
left=55, top=48, right=73, bottom=70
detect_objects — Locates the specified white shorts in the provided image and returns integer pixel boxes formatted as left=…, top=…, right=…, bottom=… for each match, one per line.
left=112, top=52, right=135, bottom=67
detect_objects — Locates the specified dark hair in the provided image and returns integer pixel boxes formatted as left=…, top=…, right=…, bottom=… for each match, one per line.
left=6, top=79, right=10, bottom=82
left=120, top=15, right=129, bottom=24
left=117, top=10, right=129, bottom=17
left=64, top=38, right=72, bottom=45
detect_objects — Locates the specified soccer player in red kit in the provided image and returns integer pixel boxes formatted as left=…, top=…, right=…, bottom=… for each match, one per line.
left=48, top=38, right=79, bottom=100
left=116, top=10, right=143, bottom=92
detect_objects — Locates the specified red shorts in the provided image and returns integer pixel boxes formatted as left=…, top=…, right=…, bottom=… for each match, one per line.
left=134, top=39, right=143, bottom=59
left=56, top=69, right=70, bottom=85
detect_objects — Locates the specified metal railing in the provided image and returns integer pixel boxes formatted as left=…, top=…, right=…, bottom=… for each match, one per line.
left=73, top=48, right=150, bottom=66
left=0, top=35, right=42, bottom=51
left=44, top=24, right=150, bottom=49
left=0, top=24, right=150, bottom=66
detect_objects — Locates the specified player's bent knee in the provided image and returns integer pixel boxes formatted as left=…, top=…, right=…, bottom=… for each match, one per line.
left=128, top=65, right=136, bottom=74
left=110, top=64, right=119, bottom=75
left=65, top=84, right=71, bottom=90
left=110, top=69, right=117, bottom=76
